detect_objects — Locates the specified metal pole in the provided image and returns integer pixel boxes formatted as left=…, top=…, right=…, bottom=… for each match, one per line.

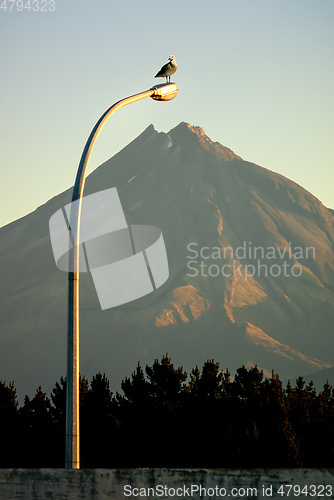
left=65, top=84, right=178, bottom=469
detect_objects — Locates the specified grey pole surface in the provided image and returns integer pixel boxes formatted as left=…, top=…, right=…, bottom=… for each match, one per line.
left=65, top=83, right=178, bottom=469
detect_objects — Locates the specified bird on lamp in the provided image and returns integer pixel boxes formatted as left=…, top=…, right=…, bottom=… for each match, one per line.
left=155, top=55, right=177, bottom=83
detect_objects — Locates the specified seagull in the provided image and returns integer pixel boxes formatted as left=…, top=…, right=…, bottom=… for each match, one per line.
left=155, top=55, right=177, bottom=83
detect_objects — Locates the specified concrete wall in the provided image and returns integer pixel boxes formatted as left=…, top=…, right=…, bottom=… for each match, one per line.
left=0, top=468, right=333, bottom=500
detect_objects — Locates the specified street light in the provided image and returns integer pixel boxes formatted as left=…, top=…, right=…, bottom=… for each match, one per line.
left=65, top=82, right=178, bottom=469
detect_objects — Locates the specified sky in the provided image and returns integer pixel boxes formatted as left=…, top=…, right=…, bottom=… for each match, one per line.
left=0, top=0, right=333, bottom=228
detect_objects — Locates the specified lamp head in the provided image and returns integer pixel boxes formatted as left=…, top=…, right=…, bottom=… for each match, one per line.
left=151, top=83, right=178, bottom=101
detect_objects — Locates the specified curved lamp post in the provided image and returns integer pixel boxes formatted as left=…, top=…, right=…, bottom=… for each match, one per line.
left=65, top=82, right=178, bottom=469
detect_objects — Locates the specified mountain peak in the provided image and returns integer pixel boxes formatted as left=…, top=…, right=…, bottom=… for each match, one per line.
left=169, top=122, right=242, bottom=161
left=179, top=121, right=207, bottom=137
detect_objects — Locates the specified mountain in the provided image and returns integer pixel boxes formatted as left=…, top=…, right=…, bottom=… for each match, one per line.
left=1, top=122, right=333, bottom=401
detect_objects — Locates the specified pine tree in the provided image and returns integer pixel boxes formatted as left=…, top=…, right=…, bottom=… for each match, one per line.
left=0, top=380, right=19, bottom=467
left=120, top=362, right=151, bottom=408
left=20, top=385, right=55, bottom=467
left=145, top=354, right=187, bottom=410
left=258, top=372, right=300, bottom=466
left=304, top=381, right=334, bottom=466
left=81, top=373, right=117, bottom=468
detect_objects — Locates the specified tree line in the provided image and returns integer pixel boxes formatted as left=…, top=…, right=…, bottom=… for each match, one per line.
left=0, top=355, right=333, bottom=468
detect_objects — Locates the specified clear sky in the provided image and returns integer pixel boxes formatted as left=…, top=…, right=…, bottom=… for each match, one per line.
left=1, top=0, right=333, bottom=227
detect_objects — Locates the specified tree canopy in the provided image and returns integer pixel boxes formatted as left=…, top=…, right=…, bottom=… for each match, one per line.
left=0, top=356, right=333, bottom=468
